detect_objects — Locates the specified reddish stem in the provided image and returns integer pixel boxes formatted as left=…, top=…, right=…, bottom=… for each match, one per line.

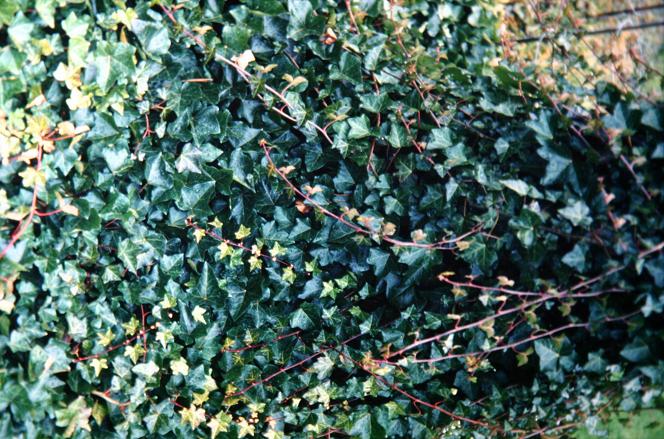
left=620, top=154, right=652, bottom=200
left=0, top=144, right=43, bottom=260
left=263, top=144, right=483, bottom=250
left=141, top=305, right=149, bottom=361
left=34, top=209, right=63, bottom=217
left=229, top=333, right=362, bottom=397
left=222, top=330, right=301, bottom=353
left=187, top=221, right=293, bottom=269
left=386, top=280, right=627, bottom=360
left=338, top=347, right=501, bottom=431
left=72, top=325, right=158, bottom=363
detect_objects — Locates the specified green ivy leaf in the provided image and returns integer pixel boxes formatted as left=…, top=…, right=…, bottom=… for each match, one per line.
left=348, top=115, right=372, bottom=139
left=349, top=412, right=385, bottom=439
left=559, top=200, right=591, bottom=227
left=131, top=19, right=171, bottom=55
left=534, top=339, right=559, bottom=372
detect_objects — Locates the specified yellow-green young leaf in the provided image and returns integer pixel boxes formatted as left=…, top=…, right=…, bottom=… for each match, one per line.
left=208, top=217, right=223, bottom=229
left=203, top=374, right=218, bottom=392
left=55, top=397, right=92, bottom=438
left=304, top=384, right=331, bottom=408
left=264, top=429, right=285, bottom=439
left=192, top=390, right=209, bottom=405
left=497, top=276, right=515, bottom=287
left=208, top=412, right=232, bottom=439
left=97, top=328, right=114, bottom=347
left=0, top=190, right=10, bottom=215
left=237, top=416, right=256, bottom=438
left=35, top=0, right=56, bottom=28
left=321, top=281, right=337, bottom=299
left=91, top=402, right=106, bottom=427
left=517, top=348, right=534, bottom=367
left=479, top=319, right=495, bottom=338
left=192, top=305, right=207, bottom=324
left=248, top=402, right=265, bottom=416
left=193, top=228, right=207, bottom=243
left=456, top=240, right=471, bottom=251
left=234, top=225, right=251, bottom=240
left=156, top=329, right=173, bottom=348
left=124, top=344, right=145, bottom=364
left=53, top=63, right=81, bottom=89
left=66, top=88, right=92, bottom=110
left=90, top=358, right=108, bottom=377
left=269, top=242, right=286, bottom=257
left=0, top=296, right=14, bottom=314
left=171, top=357, right=189, bottom=376
left=248, top=255, right=262, bottom=271
left=132, top=361, right=160, bottom=378
left=180, top=405, right=206, bottom=430
left=218, top=241, right=233, bottom=259
left=56, top=192, right=79, bottom=216
left=110, top=7, right=137, bottom=29
left=18, top=167, right=46, bottom=188
left=122, top=316, right=140, bottom=336
left=410, top=229, right=427, bottom=241
left=160, top=295, right=176, bottom=309
left=281, top=266, right=296, bottom=284
left=304, top=259, right=320, bottom=274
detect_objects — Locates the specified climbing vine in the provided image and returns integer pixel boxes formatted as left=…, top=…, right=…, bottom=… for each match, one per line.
left=0, top=0, right=662, bottom=437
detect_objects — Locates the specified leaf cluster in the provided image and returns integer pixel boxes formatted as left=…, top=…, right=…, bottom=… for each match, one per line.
left=0, top=0, right=663, bottom=438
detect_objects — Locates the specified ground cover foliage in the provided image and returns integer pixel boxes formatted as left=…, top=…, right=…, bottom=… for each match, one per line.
left=0, top=0, right=663, bottom=437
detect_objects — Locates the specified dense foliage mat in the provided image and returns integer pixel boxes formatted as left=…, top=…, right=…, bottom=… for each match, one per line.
left=0, top=0, right=663, bottom=437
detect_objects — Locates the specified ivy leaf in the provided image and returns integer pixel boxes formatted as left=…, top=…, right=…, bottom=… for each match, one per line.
left=562, top=243, right=587, bottom=272
left=102, top=147, right=130, bottom=174
left=500, top=179, right=530, bottom=197
left=171, top=357, right=189, bottom=376
left=387, top=123, right=408, bottom=148
left=90, top=358, right=108, bottom=377
left=0, top=1, right=19, bottom=26
left=177, top=179, right=215, bottom=211
left=133, top=361, right=160, bottom=379
left=494, top=137, right=510, bottom=155
left=312, top=354, right=334, bottom=379
left=192, top=306, right=207, bottom=324
left=349, top=412, right=385, bottom=439
left=620, top=339, right=651, bottom=363
left=460, top=238, right=496, bottom=274
left=195, top=262, right=222, bottom=302
left=537, top=145, right=571, bottom=185
left=176, top=144, right=203, bottom=174
left=35, top=0, right=55, bottom=28
left=287, top=0, right=324, bottom=40
left=55, top=397, right=92, bottom=438
left=131, top=19, right=171, bottom=55
left=348, top=115, right=372, bottom=139
left=208, top=412, right=232, bottom=439
left=526, top=111, right=553, bottom=143
left=1, top=1, right=662, bottom=436
left=336, top=52, right=363, bottom=84
left=534, top=339, right=559, bottom=371
left=62, top=12, right=88, bottom=38
left=290, top=305, right=319, bottom=330
left=559, top=200, right=591, bottom=227
left=428, top=127, right=453, bottom=149
left=192, top=106, right=221, bottom=145
left=118, top=239, right=140, bottom=274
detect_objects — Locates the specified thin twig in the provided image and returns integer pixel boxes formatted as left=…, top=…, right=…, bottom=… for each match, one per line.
left=620, top=154, right=652, bottom=200
left=516, top=20, right=664, bottom=43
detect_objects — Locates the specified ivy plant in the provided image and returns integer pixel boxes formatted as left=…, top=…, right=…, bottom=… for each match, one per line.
left=0, top=0, right=662, bottom=438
